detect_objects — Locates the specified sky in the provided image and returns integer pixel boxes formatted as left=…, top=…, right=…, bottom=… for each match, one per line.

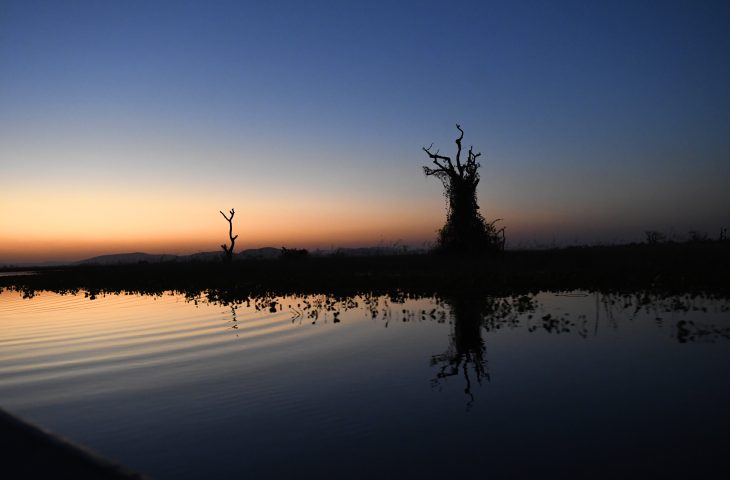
left=1, top=0, right=729, bottom=263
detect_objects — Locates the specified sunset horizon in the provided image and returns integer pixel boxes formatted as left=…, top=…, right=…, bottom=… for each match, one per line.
left=2, top=1, right=728, bottom=264
left=2, top=2, right=730, bottom=478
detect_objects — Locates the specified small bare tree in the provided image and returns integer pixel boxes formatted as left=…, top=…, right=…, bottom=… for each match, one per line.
left=220, top=208, right=238, bottom=262
left=423, top=124, right=504, bottom=253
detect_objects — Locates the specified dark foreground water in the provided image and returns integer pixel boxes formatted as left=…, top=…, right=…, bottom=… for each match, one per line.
left=1, top=289, right=729, bottom=478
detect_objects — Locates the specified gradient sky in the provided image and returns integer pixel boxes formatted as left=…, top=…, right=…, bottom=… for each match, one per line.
left=1, top=0, right=729, bottom=263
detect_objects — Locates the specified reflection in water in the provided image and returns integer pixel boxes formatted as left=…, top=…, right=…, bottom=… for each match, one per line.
left=2, top=287, right=729, bottom=410
left=676, top=319, right=730, bottom=343
left=205, top=290, right=730, bottom=406
left=8, top=283, right=724, bottom=409
left=229, top=305, right=238, bottom=330
left=1, top=287, right=729, bottom=479
left=430, top=296, right=490, bottom=408
left=428, top=295, right=535, bottom=407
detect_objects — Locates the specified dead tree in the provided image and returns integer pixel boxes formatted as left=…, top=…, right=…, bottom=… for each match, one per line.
left=220, top=208, right=238, bottom=262
left=423, top=124, right=504, bottom=253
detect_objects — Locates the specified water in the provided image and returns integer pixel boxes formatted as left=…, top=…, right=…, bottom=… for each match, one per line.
left=1, top=289, right=729, bottom=478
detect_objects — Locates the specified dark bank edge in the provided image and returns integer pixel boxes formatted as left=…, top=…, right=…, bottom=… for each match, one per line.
left=0, top=407, right=147, bottom=479
left=2, top=242, right=729, bottom=300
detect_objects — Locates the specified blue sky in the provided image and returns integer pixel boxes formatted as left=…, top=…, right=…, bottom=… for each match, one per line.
left=1, top=0, right=729, bottom=261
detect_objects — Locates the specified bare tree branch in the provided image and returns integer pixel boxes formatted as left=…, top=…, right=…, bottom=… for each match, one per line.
left=423, top=143, right=454, bottom=172
left=464, top=146, right=482, bottom=181
left=220, top=208, right=237, bottom=262
left=455, top=123, right=464, bottom=175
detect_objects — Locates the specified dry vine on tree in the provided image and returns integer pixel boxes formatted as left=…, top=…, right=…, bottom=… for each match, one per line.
left=423, top=124, right=505, bottom=253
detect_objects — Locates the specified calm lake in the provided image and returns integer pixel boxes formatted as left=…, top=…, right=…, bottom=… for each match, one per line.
left=1, top=289, right=729, bottom=478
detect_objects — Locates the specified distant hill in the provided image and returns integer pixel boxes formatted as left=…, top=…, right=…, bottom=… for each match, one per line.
left=237, top=247, right=283, bottom=260
left=326, top=246, right=425, bottom=256
left=77, top=252, right=178, bottom=266
left=78, top=248, right=284, bottom=266
left=73, top=245, right=425, bottom=266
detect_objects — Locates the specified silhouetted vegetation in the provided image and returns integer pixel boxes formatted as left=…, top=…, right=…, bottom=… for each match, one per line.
left=281, top=247, right=309, bottom=260
left=644, top=227, right=729, bottom=245
left=645, top=230, right=666, bottom=244
left=688, top=230, right=709, bottom=243
left=423, top=124, right=504, bottom=253
left=219, top=208, right=238, bottom=262
left=2, top=241, right=729, bottom=301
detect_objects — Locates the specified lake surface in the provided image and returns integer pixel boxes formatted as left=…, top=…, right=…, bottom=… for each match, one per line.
left=1, top=289, right=729, bottom=478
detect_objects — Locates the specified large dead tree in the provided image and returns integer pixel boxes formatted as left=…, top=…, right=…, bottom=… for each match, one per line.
left=220, top=208, right=238, bottom=262
left=423, top=124, right=504, bottom=252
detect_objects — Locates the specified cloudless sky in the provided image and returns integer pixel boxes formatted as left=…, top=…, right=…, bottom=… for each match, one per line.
left=1, top=0, right=729, bottom=263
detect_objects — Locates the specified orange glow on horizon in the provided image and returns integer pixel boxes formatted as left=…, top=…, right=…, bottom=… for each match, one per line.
left=1, top=192, right=642, bottom=263
left=0, top=176, right=452, bottom=262
left=1, top=216, right=444, bottom=261
left=2, top=172, right=662, bottom=264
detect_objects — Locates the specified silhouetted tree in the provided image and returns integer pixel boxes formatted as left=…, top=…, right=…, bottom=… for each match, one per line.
left=423, top=124, right=504, bottom=253
left=645, top=230, right=666, bottom=245
left=220, top=208, right=238, bottom=262
left=281, top=247, right=309, bottom=260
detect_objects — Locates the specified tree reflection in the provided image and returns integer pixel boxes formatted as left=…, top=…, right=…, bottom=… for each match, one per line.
left=5, top=281, right=730, bottom=406
left=676, top=319, right=730, bottom=343
left=429, top=295, right=538, bottom=408
left=430, top=296, right=489, bottom=408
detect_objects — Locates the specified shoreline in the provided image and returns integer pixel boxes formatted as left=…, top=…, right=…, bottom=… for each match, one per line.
left=2, top=242, right=728, bottom=299
left=0, top=408, right=145, bottom=479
